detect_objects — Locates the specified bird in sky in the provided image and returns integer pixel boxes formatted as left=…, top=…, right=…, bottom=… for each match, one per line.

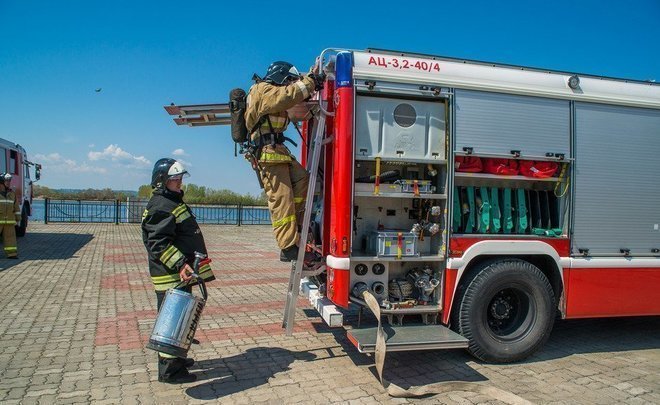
left=95, top=88, right=102, bottom=93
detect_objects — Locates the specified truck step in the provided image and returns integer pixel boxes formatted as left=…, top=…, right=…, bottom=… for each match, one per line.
left=301, top=278, right=343, bottom=327
left=347, top=324, right=468, bottom=353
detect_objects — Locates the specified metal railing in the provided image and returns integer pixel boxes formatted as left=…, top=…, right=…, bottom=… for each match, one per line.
left=41, top=198, right=271, bottom=225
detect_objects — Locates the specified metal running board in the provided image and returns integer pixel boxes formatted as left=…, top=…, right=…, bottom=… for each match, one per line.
left=282, top=117, right=327, bottom=335
left=347, top=324, right=469, bottom=353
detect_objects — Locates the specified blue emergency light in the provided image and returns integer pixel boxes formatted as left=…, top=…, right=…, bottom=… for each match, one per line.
left=335, top=51, right=353, bottom=88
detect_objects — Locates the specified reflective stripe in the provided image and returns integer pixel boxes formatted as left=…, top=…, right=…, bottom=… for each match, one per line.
left=159, top=352, right=177, bottom=358
left=152, top=274, right=181, bottom=291
left=152, top=272, right=180, bottom=285
left=293, top=197, right=305, bottom=203
left=272, top=213, right=295, bottom=228
left=198, top=263, right=214, bottom=280
left=160, top=245, right=184, bottom=270
left=4, top=247, right=17, bottom=252
left=0, top=200, right=14, bottom=204
left=172, top=204, right=191, bottom=223
left=295, top=80, right=309, bottom=98
left=141, top=209, right=148, bottom=221
left=0, top=221, right=16, bottom=225
left=260, top=116, right=287, bottom=131
left=260, top=152, right=292, bottom=162
left=172, top=204, right=187, bottom=216
left=175, top=211, right=191, bottom=223
left=14, top=212, right=20, bottom=215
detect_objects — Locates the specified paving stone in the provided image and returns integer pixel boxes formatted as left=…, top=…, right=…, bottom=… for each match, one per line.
left=0, top=223, right=658, bottom=404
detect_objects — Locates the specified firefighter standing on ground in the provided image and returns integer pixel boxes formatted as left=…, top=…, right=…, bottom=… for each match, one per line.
left=141, top=158, right=216, bottom=384
left=0, top=173, right=20, bottom=259
left=245, top=61, right=325, bottom=262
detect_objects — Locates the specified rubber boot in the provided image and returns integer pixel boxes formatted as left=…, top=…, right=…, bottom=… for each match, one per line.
left=158, top=355, right=196, bottom=384
left=280, top=245, right=321, bottom=264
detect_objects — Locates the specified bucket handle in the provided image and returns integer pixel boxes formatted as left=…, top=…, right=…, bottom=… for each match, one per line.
left=174, top=251, right=208, bottom=301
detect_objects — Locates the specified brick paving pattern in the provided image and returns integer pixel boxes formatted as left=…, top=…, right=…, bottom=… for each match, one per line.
left=0, top=223, right=658, bottom=404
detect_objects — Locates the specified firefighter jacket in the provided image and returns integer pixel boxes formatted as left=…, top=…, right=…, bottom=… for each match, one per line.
left=0, top=188, right=20, bottom=225
left=141, top=188, right=215, bottom=291
left=245, top=75, right=316, bottom=164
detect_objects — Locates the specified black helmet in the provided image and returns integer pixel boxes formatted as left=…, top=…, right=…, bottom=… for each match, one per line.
left=263, top=61, right=301, bottom=85
left=151, top=158, right=189, bottom=188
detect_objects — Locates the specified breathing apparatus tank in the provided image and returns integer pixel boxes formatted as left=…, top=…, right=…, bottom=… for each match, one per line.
left=229, top=88, right=248, bottom=143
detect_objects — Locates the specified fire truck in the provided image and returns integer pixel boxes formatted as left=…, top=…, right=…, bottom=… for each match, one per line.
left=166, top=48, right=660, bottom=364
left=0, top=138, right=41, bottom=236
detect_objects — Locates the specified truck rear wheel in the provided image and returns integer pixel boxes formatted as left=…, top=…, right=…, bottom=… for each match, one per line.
left=456, top=259, right=555, bottom=363
left=16, top=206, right=28, bottom=237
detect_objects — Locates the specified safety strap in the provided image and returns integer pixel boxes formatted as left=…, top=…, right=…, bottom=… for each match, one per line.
left=464, top=187, right=475, bottom=233
left=490, top=187, right=501, bottom=233
left=360, top=290, right=533, bottom=403
left=477, top=187, right=490, bottom=233
left=516, top=189, right=528, bottom=234
left=554, top=162, right=570, bottom=197
left=452, top=186, right=461, bottom=233
left=502, top=188, right=513, bottom=234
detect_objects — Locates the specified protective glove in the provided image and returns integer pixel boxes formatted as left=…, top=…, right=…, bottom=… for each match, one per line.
left=308, top=72, right=326, bottom=91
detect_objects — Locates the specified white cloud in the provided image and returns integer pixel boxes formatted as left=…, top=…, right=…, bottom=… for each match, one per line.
left=88, top=144, right=95, bottom=148
left=34, top=153, right=107, bottom=174
left=176, top=159, right=192, bottom=168
left=88, top=144, right=151, bottom=167
left=172, top=148, right=188, bottom=157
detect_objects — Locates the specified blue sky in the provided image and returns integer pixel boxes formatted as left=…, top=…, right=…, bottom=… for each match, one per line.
left=1, top=0, right=658, bottom=195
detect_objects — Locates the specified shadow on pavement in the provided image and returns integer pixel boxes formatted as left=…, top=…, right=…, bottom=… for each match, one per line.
left=337, top=311, right=660, bottom=384
left=185, top=347, right=317, bottom=400
left=0, top=232, right=94, bottom=271
left=331, top=323, right=488, bottom=392
left=527, top=316, right=660, bottom=362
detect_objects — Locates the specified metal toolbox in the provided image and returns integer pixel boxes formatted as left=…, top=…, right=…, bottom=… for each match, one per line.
left=367, top=230, right=428, bottom=257
left=395, top=180, right=435, bottom=194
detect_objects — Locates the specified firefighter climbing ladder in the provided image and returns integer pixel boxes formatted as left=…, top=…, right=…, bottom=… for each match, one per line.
left=282, top=115, right=327, bottom=336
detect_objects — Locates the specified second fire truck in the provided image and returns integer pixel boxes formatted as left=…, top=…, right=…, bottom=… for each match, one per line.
left=0, top=138, right=41, bottom=236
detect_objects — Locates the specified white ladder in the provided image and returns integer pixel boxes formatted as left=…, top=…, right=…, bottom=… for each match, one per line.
left=282, top=115, right=327, bottom=336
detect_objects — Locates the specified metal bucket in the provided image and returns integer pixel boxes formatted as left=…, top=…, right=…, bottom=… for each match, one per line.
left=147, top=269, right=208, bottom=358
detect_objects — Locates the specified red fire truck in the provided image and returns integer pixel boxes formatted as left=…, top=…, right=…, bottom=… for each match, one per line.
left=166, top=48, right=660, bottom=364
left=0, top=138, right=41, bottom=236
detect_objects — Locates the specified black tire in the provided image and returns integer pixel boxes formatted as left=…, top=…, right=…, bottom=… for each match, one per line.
left=15, top=206, right=28, bottom=237
left=456, top=259, right=555, bottom=363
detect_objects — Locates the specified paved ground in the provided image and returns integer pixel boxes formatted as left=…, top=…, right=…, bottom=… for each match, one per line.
left=0, top=223, right=658, bottom=404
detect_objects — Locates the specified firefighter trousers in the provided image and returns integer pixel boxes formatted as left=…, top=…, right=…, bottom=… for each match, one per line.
left=0, top=224, right=17, bottom=258
left=259, top=160, right=309, bottom=250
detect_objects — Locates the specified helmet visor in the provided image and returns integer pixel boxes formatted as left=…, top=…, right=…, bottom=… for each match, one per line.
left=168, top=172, right=189, bottom=181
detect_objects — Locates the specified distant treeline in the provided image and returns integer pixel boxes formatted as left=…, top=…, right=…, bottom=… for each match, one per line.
left=34, top=184, right=267, bottom=206
left=34, top=185, right=135, bottom=200
left=137, top=184, right=267, bottom=206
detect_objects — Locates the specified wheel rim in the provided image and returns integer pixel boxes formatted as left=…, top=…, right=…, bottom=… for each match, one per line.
left=485, top=287, right=536, bottom=342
